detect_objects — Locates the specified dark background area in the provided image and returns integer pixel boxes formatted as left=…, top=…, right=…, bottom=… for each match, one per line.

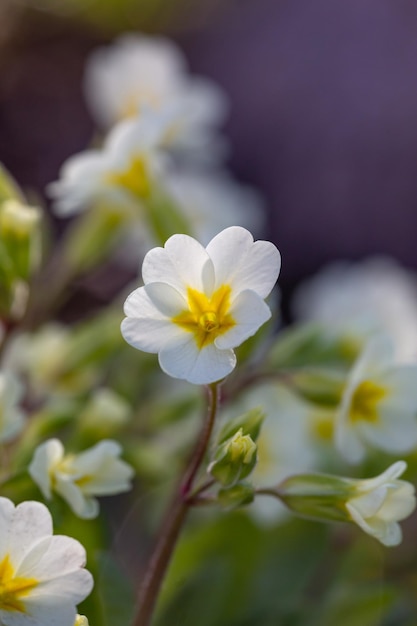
left=1, top=0, right=417, bottom=297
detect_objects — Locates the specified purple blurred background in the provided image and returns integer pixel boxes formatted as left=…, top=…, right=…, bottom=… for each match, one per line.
left=2, top=0, right=417, bottom=296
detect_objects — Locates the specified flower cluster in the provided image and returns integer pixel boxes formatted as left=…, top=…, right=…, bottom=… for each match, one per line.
left=48, top=33, right=265, bottom=263
left=1, top=25, right=417, bottom=626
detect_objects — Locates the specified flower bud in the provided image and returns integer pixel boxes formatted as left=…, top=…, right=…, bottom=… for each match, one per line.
left=78, top=388, right=130, bottom=439
left=208, top=428, right=257, bottom=487
left=0, top=199, right=42, bottom=280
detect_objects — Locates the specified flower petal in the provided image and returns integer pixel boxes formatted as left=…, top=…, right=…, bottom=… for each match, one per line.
left=1, top=599, right=76, bottom=626
left=144, top=282, right=187, bottom=317
left=360, top=413, right=417, bottom=453
left=334, top=418, right=366, bottom=464
left=142, top=234, right=214, bottom=295
left=158, top=334, right=236, bottom=384
left=122, top=286, right=184, bottom=352
left=215, top=289, right=271, bottom=349
left=29, top=439, right=64, bottom=500
left=7, top=502, right=53, bottom=571
left=0, top=498, right=15, bottom=561
left=17, top=535, right=88, bottom=583
left=379, top=482, right=416, bottom=522
left=55, top=478, right=99, bottom=520
left=206, top=226, right=281, bottom=298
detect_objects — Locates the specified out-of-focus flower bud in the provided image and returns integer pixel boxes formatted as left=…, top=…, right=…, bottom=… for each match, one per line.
left=78, top=388, right=131, bottom=439
left=0, top=199, right=42, bottom=281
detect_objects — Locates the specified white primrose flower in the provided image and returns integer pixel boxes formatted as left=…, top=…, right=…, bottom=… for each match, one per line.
left=293, top=257, right=417, bottom=363
left=279, top=461, right=415, bottom=546
left=335, top=339, right=417, bottom=463
left=74, top=615, right=89, bottom=626
left=0, top=371, right=26, bottom=443
left=345, top=461, right=416, bottom=546
left=0, top=497, right=93, bottom=626
left=29, top=439, right=134, bottom=519
left=83, top=33, right=228, bottom=159
left=48, top=117, right=165, bottom=217
left=121, top=226, right=281, bottom=385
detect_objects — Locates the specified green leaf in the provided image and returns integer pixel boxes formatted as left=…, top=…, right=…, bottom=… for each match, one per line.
left=95, top=551, right=135, bottom=626
left=316, top=586, right=397, bottom=626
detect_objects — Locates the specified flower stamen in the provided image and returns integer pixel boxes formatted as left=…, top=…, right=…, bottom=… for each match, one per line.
left=0, top=554, right=38, bottom=613
left=349, top=380, right=386, bottom=423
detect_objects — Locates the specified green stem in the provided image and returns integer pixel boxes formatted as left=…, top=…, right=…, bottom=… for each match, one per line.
left=133, top=383, right=220, bottom=626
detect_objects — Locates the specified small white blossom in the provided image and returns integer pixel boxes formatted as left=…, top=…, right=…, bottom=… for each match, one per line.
left=121, top=226, right=281, bottom=385
left=83, top=33, right=228, bottom=159
left=74, top=615, right=89, bottom=626
left=48, top=117, right=164, bottom=217
left=346, top=461, right=416, bottom=546
left=0, top=371, right=25, bottom=443
left=293, top=257, right=417, bottom=363
left=29, top=439, right=134, bottom=519
left=0, top=497, right=93, bottom=626
left=335, top=339, right=417, bottom=463
left=279, top=461, right=416, bottom=546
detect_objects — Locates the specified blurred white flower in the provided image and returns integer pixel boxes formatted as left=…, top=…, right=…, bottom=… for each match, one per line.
left=336, top=339, right=417, bottom=463
left=0, top=371, right=25, bottom=443
left=346, top=461, right=416, bottom=546
left=164, top=170, right=265, bottom=244
left=5, top=324, right=68, bottom=387
left=293, top=257, right=417, bottom=363
left=4, top=324, right=92, bottom=397
left=29, top=439, right=134, bottom=519
left=48, top=117, right=164, bottom=217
left=0, top=497, right=93, bottom=626
left=121, top=226, right=281, bottom=385
left=83, top=33, right=228, bottom=159
left=114, top=168, right=267, bottom=270
left=74, top=615, right=89, bottom=626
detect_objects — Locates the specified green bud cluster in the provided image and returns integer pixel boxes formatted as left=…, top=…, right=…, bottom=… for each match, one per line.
left=0, top=165, right=42, bottom=320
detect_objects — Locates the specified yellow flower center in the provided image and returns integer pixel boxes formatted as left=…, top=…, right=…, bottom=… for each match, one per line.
left=310, top=412, right=334, bottom=441
left=173, top=284, right=235, bottom=348
left=107, top=155, right=150, bottom=199
left=0, top=554, right=38, bottom=613
left=349, top=379, right=386, bottom=423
